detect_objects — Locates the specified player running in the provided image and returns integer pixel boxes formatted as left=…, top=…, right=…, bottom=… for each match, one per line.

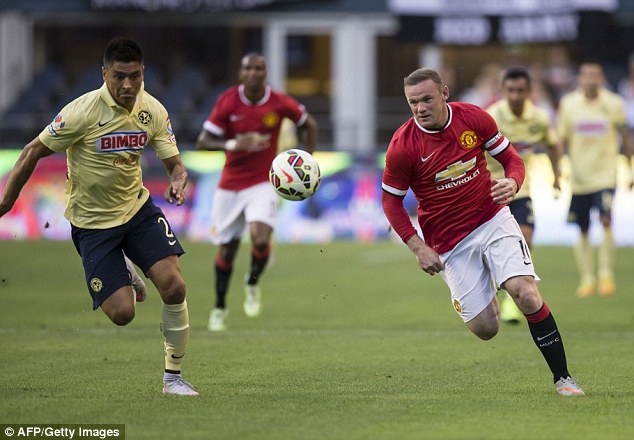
left=485, top=66, right=562, bottom=323
left=557, top=61, right=634, bottom=297
left=196, top=52, right=317, bottom=331
left=382, top=67, right=584, bottom=396
left=0, top=37, right=197, bottom=395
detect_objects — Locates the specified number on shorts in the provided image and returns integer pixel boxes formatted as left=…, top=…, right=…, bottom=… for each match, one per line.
left=158, top=217, right=175, bottom=239
left=518, top=239, right=531, bottom=265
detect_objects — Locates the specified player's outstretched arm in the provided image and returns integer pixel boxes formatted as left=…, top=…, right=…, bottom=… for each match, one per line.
left=618, top=124, right=634, bottom=190
left=546, top=141, right=563, bottom=192
left=195, top=129, right=227, bottom=152
left=196, top=129, right=268, bottom=152
left=0, top=137, right=54, bottom=218
left=162, top=154, right=188, bottom=206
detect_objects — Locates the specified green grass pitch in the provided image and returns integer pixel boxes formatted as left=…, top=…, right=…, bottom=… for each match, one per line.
left=1, top=240, right=633, bottom=439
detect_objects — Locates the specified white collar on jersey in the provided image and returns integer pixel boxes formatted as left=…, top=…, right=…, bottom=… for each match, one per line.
left=414, top=103, right=452, bottom=134
left=238, top=84, right=271, bottom=106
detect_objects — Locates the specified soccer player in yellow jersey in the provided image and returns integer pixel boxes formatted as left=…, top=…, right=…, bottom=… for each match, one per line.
left=486, top=66, right=562, bottom=323
left=557, top=62, right=634, bottom=298
left=0, top=37, right=198, bottom=395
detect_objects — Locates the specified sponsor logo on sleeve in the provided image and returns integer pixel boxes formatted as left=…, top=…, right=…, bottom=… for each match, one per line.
left=47, top=114, right=65, bottom=137
left=166, top=116, right=176, bottom=143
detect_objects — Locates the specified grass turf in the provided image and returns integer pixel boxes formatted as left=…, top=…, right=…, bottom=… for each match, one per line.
left=0, top=240, right=632, bottom=439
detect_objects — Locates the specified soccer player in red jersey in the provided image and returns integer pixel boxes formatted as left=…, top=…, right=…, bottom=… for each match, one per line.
left=196, top=53, right=318, bottom=331
left=382, top=67, right=584, bottom=396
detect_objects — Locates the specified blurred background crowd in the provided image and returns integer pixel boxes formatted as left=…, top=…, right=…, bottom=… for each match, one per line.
left=1, top=0, right=634, bottom=151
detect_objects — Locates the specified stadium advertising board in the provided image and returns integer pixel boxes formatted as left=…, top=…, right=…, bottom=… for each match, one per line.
left=388, top=0, right=618, bottom=44
left=388, top=0, right=618, bottom=15
left=90, top=0, right=298, bottom=12
left=1, top=150, right=633, bottom=245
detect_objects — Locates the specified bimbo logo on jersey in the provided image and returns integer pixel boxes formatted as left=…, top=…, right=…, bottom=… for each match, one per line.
left=97, top=131, right=148, bottom=152
left=574, top=121, right=609, bottom=136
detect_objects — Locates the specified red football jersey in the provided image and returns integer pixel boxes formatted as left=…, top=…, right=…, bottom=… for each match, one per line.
left=382, top=102, right=518, bottom=254
left=203, top=84, right=308, bottom=190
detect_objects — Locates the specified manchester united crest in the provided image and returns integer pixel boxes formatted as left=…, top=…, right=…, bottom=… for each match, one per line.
left=138, top=110, right=152, bottom=125
left=459, top=130, right=477, bottom=149
left=263, top=112, right=279, bottom=128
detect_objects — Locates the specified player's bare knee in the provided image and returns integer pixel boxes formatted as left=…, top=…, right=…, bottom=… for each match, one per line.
left=467, top=314, right=499, bottom=340
left=220, top=240, right=240, bottom=261
left=475, top=322, right=499, bottom=340
left=160, top=277, right=187, bottom=304
left=504, top=276, right=541, bottom=310
left=109, top=308, right=135, bottom=326
left=477, top=331, right=496, bottom=341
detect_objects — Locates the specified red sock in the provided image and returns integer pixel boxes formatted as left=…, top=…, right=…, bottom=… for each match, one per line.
left=215, top=254, right=232, bottom=271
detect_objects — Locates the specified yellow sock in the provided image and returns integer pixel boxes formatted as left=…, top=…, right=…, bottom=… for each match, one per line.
left=573, top=234, right=595, bottom=285
left=161, top=301, right=190, bottom=372
left=598, top=228, right=615, bottom=281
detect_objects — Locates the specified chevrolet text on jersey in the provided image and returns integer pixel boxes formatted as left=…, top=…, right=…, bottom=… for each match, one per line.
left=436, top=168, right=481, bottom=190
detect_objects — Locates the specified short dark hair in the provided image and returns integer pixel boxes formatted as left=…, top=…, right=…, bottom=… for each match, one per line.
left=103, top=37, right=143, bottom=67
left=502, top=66, right=531, bottom=87
left=241, top=52, right=266, bottom=68
left=579, top=59, right=604, bottom=72
left=580, top=57, right=603, bottom=67
left=404, top=68, right=443, bottom=88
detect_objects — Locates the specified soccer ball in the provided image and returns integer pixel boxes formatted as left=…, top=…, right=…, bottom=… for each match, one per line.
left=269, top=149, right=321, bottom=201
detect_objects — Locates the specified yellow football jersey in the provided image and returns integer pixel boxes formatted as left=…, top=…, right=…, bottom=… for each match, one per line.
left=485, top=99, right=558, bottom=199
left=39, top=83, right=179, bottom=229
left=557, top=88, right=626, bottom=194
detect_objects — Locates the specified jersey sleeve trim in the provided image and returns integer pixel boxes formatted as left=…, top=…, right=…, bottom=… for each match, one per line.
left=485, top=132, right=510, bottom=156
left=203, top=120, right=224, bottom=137
left=381, top=182, right=408, bottom=197
left=296, top=109, right=308, bottom=127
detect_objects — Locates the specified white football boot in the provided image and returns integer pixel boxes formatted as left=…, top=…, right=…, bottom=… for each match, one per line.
left=125, top=256, right=147, bottom=302
left=208, top=308, right=228, bottom=331
left=243, top=275, right=262, bottom=318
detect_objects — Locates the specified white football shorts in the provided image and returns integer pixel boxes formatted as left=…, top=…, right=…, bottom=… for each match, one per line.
left=439, top=207, right=539, bottom=323
left=210, top=181, right=279, bottom=245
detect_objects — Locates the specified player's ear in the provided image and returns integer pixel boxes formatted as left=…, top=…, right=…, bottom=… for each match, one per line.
left=442, top=85, right=450, bottom=101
